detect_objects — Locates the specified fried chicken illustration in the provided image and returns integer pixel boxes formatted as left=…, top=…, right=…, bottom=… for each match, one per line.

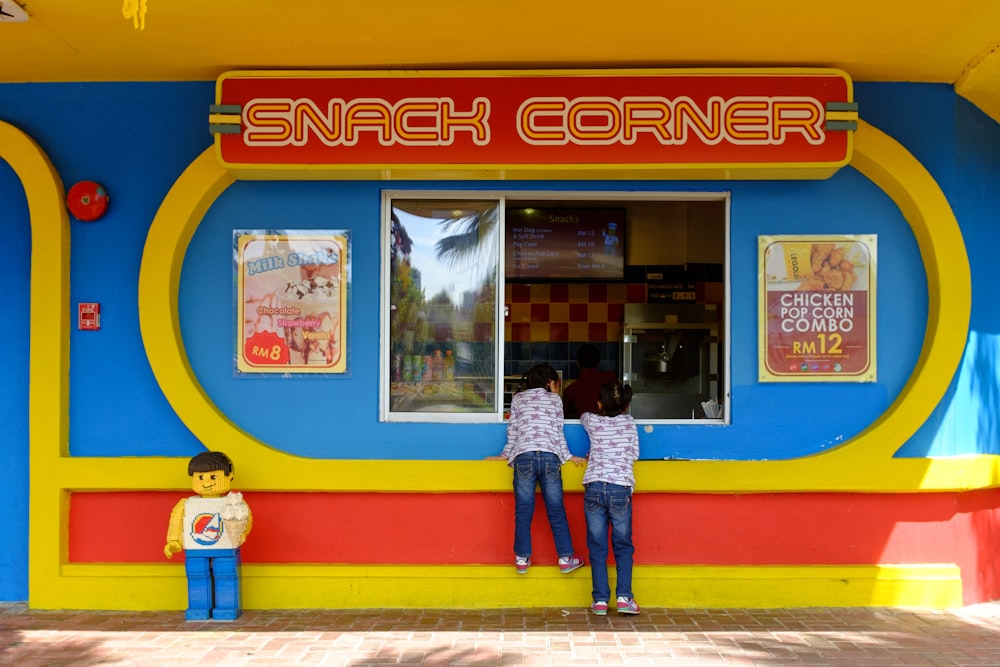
left=798, top=243, right=859, bottom=291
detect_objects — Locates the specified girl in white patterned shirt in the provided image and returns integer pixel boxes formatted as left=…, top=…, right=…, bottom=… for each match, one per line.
left=580, top=381, right=641, bottom=615
left=487, top=364, right=586, bottom=575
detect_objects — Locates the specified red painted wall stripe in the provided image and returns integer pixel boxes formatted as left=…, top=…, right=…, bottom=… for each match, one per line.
left=69, top=489, right=1000, bottom=602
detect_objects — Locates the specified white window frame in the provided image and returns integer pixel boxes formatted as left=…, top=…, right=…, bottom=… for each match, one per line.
left=380, top=189, right=731, bottom=425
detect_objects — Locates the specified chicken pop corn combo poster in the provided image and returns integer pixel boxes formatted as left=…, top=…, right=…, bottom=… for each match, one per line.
left=236, top=230, right=350, bottom=374
left=759, top=235, right=876, bottom=382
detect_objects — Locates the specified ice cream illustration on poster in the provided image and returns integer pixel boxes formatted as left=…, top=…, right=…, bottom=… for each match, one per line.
left=236, top=230, right=349, bottom=374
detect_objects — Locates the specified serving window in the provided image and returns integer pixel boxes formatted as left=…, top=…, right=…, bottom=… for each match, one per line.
left=380, top=191, right=729, bottom=424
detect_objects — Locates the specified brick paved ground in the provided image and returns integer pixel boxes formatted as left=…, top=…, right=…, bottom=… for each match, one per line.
left=1, top=603, right=998, bottom=666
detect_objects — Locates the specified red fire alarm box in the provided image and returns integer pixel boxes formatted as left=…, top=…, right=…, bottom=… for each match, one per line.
left=78, top=303, right=101, bottom=330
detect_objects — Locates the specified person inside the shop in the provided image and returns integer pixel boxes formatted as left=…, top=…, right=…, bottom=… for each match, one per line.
left=486, top=364, right=586, bottom=575
left=563, top=344, right=618, bottom=419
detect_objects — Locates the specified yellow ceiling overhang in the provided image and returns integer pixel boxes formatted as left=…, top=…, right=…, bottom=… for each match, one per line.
left=955, top=42, right=1000, bottom=122
left=0, top=2, right=999, bottom=123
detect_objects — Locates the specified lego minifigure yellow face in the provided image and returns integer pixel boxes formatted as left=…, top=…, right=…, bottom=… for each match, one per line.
left=191, top=469, right=233, bottom=497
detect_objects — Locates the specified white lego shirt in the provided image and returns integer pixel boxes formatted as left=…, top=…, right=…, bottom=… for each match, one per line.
left=182, top=495, right=243, bottom=550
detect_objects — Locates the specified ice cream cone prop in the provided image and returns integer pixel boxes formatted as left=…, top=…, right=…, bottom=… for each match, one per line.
left=220, top=491, right=251, bottom=548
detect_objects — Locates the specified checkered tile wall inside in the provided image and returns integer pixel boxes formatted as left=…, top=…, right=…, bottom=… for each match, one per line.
left=502, top=281, right=722, bottom=380
left=503, top=282, right=645, bottom=379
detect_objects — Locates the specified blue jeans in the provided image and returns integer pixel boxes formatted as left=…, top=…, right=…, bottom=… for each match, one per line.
left=512, top=451, right=575, bottom=558
left=584, top=482, right=634, bottom=602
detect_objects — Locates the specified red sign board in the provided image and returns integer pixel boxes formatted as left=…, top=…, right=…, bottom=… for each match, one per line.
left=214, top=69, right=854, bottom=174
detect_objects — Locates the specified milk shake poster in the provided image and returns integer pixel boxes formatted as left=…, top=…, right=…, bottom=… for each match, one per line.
left=236, top=230, right=350, bottom=374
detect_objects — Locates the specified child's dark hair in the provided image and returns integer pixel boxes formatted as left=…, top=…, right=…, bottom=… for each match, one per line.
left=598, top=381, right=633, bottom=417
left=521, top=364, right=560, bottom=391
left=188, top=451, right=234, bottom=476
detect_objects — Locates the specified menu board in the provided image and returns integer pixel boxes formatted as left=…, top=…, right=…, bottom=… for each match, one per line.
left=505, top=207, right=626, bottom=281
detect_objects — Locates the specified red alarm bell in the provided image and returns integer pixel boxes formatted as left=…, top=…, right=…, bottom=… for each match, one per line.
left=67, top=181, right=110, bottom=221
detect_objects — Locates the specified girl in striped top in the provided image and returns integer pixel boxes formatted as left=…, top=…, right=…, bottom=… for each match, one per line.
left=487, top=364, right=586, bottom=575
left=580, top=381, right=641, bottom=615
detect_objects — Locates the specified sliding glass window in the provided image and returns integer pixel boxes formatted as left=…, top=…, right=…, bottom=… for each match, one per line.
left=381, top=191, right=730, bottom=424
left=383, top=197, right=501, bottom=421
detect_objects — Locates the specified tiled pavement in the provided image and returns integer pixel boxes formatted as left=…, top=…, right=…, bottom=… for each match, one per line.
left=1, top=603, right=999, bottom=666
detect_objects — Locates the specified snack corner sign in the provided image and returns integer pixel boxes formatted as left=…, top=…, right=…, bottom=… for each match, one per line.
left=210, top=68, right=856, bottom=180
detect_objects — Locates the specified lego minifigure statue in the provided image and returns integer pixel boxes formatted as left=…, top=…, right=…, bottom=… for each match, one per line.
left=164, top=451, right=252, bottom=621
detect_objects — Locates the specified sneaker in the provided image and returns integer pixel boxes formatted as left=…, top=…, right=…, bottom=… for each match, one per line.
left=590, top=601, right=608, bottom=616
left=616, top=596, right=641, bottom=614
left=558, top=555, right=584, bottom=574
left=515, top=556, right=531, bottom=574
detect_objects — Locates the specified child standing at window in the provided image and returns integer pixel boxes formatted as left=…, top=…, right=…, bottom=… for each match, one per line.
left=487, top=364, right=586, bottom=575
left=580, top=381, right=641, bottom=615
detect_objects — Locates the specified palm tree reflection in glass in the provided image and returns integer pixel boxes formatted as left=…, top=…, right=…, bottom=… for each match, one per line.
left=389, top=203, right=500, bottom=413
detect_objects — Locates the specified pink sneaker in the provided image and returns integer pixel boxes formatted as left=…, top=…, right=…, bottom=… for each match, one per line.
left=616, top=596, right=640, bottom=614
left=558, top=555, right=584, bottom=574
left=515, top=556, right=530, bottom=574
left=590, top=601, right=608, bottom=616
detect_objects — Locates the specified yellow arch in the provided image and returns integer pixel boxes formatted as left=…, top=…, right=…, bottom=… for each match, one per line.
left=132, top=119, right=993, bottom=493
left=1, top=121, right=71, bottom=600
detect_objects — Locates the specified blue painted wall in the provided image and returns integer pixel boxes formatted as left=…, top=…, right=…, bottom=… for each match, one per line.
left=872, top=85, right=1000, bottom=457
left=1, top=81, right=997, bottom=600
left=181, top=172, right=921, bottom=460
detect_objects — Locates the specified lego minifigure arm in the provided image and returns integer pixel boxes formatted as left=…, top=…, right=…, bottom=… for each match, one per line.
left=164, top=497, right=186, bottom=559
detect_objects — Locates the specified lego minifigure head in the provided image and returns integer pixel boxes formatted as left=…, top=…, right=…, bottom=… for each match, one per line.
left=187, top=451, right=235, bottom=498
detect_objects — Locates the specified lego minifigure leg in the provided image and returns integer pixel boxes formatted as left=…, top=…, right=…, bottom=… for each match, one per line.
left=211, top=550, right=242, bottom=621
left=184, top=553, right=212, bottom=621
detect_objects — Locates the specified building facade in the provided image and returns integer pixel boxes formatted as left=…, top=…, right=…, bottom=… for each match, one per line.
left=0, top=71, right=997, bottom=610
